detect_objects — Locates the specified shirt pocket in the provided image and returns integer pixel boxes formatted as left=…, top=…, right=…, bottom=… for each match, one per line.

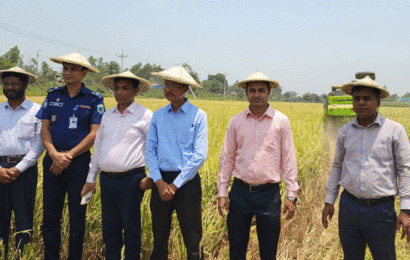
left=371, top=140, right=390, bottom=159
left=178, top=125, right=195, bottom=145
left=17, top=122, right=36, bottom=139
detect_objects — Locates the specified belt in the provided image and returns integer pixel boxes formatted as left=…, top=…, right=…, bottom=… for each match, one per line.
left=235, top=178, right=278, bottom=192
left=0, top=155, right=25, bottom=164
left=102, top=166, right=145, bottom=179
left=344, top=190, right=394, bottom=206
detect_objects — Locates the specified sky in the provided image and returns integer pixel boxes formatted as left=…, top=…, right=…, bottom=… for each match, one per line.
left=1, top=0, right=410, bottom=96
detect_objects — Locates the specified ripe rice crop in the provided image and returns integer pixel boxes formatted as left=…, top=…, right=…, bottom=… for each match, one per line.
left=1, top=96, right=409, bottom=259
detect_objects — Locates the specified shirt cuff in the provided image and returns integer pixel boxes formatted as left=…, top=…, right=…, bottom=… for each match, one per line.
left=218, top=185, right=228, bottom=197
left=173, top=175, right=185, bottom=189
left=324, top=193, right=338, bottom=205
left=15, top=161, right=29, bottom=173
left=400, top=197, right=410, bottom=210
left=287, top=190, right=298, bottom=198
left=86, top=172, right=98, bottom=183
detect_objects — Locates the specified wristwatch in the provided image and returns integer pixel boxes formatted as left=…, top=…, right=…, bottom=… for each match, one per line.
left=287, top=197, right=297, bottom=203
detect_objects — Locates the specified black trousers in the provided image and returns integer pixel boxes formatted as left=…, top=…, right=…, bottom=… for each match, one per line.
left=150, top=171, right=202, bottom=260
left=227, top=178, right=281, bottom=260
left=100, top=169, right=146, bottom=260
left=0, top=162, right=38, bottom=258
left=42, top=151, right=90, bottom=260
left=339, top=190, right=396, bottom=260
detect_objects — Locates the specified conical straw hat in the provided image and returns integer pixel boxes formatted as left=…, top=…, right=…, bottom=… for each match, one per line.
left=50, top=52, right=99, bottom=73
left=0, top=66, right=37, bottom=84
left=237, top=71, right=279, bottom=89
left=342, top=76, right=389, bottom=99
left=151, top=66, right=201, bottom=88
left=101, top=71, right=152, bottom=93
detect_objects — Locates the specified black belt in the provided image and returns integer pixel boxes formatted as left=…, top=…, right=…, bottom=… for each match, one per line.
left=344, top=190, right=394, bottom=206
left=102, top=166, right=145, bottom=179
left=0, top=155, right=25, bottom=163
left=235, top=178, right=278, bottom=192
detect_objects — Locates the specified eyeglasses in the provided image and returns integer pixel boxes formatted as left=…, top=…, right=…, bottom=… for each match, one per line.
left=2, top=82, right=22, bottom=88
left=161, top=83, right=177, bottom=90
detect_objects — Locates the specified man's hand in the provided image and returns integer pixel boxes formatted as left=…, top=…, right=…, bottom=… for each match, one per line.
left=50, top=152, right=72, bottom=169
left=283, top=198, right=297, bottom=220
left=322, top=203, right=335, bottom=229
left=6, top=167, right=22, bottom=180
left=218, top=197, right=229, bottom=219
left=81, top=182, right=96, bottom=197
left=0, top=168, right=13, bottom=184
left=50, top=163, right=65, bottom=176
left=140, top=177, right=153, bottom=191
left=396, top=212, right=410, bottom=243
left=155, top=179, right=175, bottom=201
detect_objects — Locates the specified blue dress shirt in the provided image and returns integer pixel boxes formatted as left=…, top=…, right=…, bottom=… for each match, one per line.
left=146, top=99, right=208, bottom=188
left=35, top=84, right=105, bottom=150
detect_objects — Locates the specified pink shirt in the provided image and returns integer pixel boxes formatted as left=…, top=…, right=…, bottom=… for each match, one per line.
left=218, top=106, right=299, bottom=197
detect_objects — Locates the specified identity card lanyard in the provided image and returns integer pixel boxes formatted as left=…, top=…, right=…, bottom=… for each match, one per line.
left=69, top=107, right=78, bottom=129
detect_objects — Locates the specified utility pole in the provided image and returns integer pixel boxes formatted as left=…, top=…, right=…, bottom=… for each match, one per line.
left=36, top=50, right=41, bottom=75
left=223, top=72, right=228, bottom=100
left=116, top=49, right=128, bottom=71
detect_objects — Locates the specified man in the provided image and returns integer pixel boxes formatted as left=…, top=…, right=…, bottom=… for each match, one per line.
left=35, top=52, right=104, bottom=260
left=218, top=71, right=299, bottom=260
left=322, top=76, right=410, bottom=259
left=143, top=66, right=208, bottom=260
left=81, top=71, right=152, bottom=259
left=0, top=67, right=44, bottom=257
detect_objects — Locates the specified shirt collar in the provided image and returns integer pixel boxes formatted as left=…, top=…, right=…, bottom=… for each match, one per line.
left=63, top=83, right=88, bottom=97
left=114, top=100, right=138, bottom=115
left=166, top=98, right=190, bottom=114
left=352, top=113, right=382, bottom=128
left=5, top=98, right=29, bottom=110
left=245, top=105, right=274, bottom=119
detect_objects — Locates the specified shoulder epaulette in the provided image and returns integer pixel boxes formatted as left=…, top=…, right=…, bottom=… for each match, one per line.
left=90, top=91, right=103, bottom=99
left=47, top=87, right=62, bottom=93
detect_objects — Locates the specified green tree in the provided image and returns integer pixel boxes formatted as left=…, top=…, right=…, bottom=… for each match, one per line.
left=270, top=86, right=282, bottom=101
left=283, top=91, right=298, bottom=102
left=0, top=46, right=20, bottom=70
left=202, top=78, right=223, bottom=94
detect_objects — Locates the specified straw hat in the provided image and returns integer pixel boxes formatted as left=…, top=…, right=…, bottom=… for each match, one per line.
left=237, top=71, right=279, bottom=89
left=50, top=52, right=99, bottom=73
left=342, top=76, right=390, bottom=99
left=101, top=71, right=152, bottom=93
left=151, top=66, right=201, bottom=88
left=0, top=66, right=37, bottom=84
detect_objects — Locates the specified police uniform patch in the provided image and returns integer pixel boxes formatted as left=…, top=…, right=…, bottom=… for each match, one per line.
left=51, top=115, right=57, bottom=122
left=97, top=104, right=104, bottom=114
left=43, top=99, right=48, bottom=108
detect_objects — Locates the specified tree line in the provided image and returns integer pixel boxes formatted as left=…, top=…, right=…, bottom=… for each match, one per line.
left=1, top=46, right=409, bottom=102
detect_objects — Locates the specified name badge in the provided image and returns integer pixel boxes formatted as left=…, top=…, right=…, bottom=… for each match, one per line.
left=69, top=115, right=78, bottom=129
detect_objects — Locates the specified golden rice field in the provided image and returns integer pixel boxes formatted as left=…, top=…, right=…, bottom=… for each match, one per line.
left=1, top=96, right=410, bottom=259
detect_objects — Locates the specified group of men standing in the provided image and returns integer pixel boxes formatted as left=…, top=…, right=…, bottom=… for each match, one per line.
left=0, top=50, right=410, bottom=260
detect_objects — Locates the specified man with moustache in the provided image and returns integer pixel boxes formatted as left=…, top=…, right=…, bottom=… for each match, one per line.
left=322, top=76, right=410, bottom=259
left=36, top=52, right=105, bottom=260
left=218, top=72, right=299, bottom=260
left=0, top=67, right=44, bottom=257
left=81, top=71, right=152, bottom=259
left=143, top=66, right=208, bottom=260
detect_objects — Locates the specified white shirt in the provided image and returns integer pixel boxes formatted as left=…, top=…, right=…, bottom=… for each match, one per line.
left=0, top=98, right=44, bottom=172
left=86, top=101, right=153, bottom=183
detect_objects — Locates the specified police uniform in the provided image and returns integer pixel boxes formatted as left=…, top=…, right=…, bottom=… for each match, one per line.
left=36, top=84, right=104, bottom=260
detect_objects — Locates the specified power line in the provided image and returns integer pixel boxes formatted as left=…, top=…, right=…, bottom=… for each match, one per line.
left=116, top=50, right=128, bottom=71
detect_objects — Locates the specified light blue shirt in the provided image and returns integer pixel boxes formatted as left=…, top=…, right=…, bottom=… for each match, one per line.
left=146, top=99, right=208, bottom=188
left=325, top=114, right=410, bottom=210
left=0, top=99, right=45, bottom=172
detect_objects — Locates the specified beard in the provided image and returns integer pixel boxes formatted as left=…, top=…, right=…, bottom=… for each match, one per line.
left=4, top=88, right=25, bottom=100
